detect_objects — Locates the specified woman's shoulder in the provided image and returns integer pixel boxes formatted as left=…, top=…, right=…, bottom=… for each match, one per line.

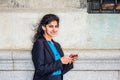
left=34, top=38, right=45, bottom=45
left=37, top=38, right=45, bottom=42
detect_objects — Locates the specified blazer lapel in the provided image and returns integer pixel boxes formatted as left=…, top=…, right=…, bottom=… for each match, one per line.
left=42, top=37, right=63, bottom=59
left=44, top=41, right=55, bottom=59
left=53, top=41, right=64, bottom=57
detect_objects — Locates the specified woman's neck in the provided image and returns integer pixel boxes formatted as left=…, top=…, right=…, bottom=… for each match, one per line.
left=43, top=34, right=52, bottom=41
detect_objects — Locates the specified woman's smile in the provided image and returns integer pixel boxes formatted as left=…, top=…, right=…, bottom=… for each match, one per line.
left=43, top=20, right=59, bottom=40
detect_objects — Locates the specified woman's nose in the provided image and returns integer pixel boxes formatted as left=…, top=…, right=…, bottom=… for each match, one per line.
left=53, top=27, right=58, bottom=31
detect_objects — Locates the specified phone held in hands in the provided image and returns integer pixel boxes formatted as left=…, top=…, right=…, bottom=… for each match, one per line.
left=69, top=54, right=78, bottom=58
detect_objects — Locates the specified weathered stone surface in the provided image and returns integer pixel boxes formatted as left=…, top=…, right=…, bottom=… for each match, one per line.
left=0, top=50, right=12, bottom=60
left=0, top=0, right=28, bottom=8
left=74, top=60, right=120, bottom=70
left=14, top=60, right=34, bottom=70
left=80, top=0, right=87, bottom=8
left=13, top=51, right=32, bottom=60
left=0, top=0, right=80, bottom=8
left=0, top=11, right=120, bottom=49
left=63, top=50, right=120, bottom=60
left=64, top=71, right=118, bottom=80
left=0, top=71, right=34, bottom=80
left=0, top=60, right=13, bottom=70
left=0, top=0, right=119, bottom=80
left=0, top=50, right=120, bottom=71
left=118, top=71, right=120, bottom=80
left=0, top=71, right=118, bottom=80
left=0, top=49, right=120, bottom=80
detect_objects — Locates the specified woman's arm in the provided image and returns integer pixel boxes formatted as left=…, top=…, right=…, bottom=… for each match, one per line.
left=56, top=43, right=73, bottom=74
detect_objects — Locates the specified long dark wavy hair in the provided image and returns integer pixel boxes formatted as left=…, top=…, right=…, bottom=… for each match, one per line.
left=34, top=14, right=59, bottom=42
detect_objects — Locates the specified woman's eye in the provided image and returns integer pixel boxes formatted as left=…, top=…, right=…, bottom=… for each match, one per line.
left=49, top=25, right=59, bottom=28
left=49, top=25, right=53, bottom=28
left=55, top=25, right=59, bottom=28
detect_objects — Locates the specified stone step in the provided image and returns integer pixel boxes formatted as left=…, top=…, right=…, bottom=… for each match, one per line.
left=0, top=50, right=120, bottom=71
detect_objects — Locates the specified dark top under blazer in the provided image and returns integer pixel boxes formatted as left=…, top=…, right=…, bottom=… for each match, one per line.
left=32, top=37, right=73, bottom=80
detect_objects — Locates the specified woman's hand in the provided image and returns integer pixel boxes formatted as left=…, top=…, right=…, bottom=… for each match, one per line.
left=60, top=56, right=73, bottom=64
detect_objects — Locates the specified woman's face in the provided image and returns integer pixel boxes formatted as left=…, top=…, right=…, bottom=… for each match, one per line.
left=42, top=20, right=59, bottom=39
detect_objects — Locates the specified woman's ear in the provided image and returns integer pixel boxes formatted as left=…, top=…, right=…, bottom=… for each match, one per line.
left=42, top=26, right=45, bottom=31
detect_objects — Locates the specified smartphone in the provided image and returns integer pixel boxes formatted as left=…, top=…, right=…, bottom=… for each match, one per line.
left=70, top=54, right=78, bottom=58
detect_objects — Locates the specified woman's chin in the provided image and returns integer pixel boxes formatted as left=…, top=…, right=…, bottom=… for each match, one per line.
left=51, top=35, right=57, bottom=37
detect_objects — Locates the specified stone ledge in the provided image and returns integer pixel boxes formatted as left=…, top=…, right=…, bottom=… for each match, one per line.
left=74, top=59, right=120, bottom=70
left=0, top=50, right=12, bottom=60
left=0, top=50, right=120, bottom=71
left=13, top=51, right=32, bottom=60
left=1, top=59, right=120, bottom=71
left=1, top=50, right=120, bottom=60
left=64, top=50, right=120, bottom=60
left=0, top=60, right=13, bottom=70
left=13, top=60, right=34, bottom=70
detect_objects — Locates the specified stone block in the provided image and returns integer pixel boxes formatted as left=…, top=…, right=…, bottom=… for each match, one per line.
left=64, top=50, right=120, bottom=70
left=0, top=60, right=13, bottom=70
left=0, top=50, right=12, bottom=60
left=0, top=50, right=120, bottom=71
left=64, top=71, right=118, bottom=80
left=13, top=60, right=34, bottom=70
left=63, top=50, right=120, bottom=60
left=74, top=59, right=120, bottom=70
left=12, top=51, right=32, bottom=60
left=0, top=71, right=34, bottom=80
left=119, top=71, right=120, bottom=80
left=12, top=51, right=34, bottom=70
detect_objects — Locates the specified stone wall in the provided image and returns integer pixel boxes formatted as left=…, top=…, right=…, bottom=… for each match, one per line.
left=0, top=0, right=120, bottom=80
left=0, top=0, right=80, bottom=8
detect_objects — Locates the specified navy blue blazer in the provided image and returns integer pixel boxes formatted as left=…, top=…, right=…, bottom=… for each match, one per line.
left=32, top=37, right=73, bottom=80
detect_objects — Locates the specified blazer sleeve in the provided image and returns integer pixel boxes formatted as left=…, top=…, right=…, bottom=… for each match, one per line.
left=56, top=43, right=73, bottom=74
left=32, top=40, right=63, bottom=76
left=62, top=63, right=73, bottom=74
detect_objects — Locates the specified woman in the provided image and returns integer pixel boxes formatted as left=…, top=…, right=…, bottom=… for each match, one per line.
left=32, top=14, right=78, bottom=80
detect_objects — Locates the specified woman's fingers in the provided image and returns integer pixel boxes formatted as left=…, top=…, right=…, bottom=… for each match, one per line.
left=60, top=56, right=73, bottom=64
